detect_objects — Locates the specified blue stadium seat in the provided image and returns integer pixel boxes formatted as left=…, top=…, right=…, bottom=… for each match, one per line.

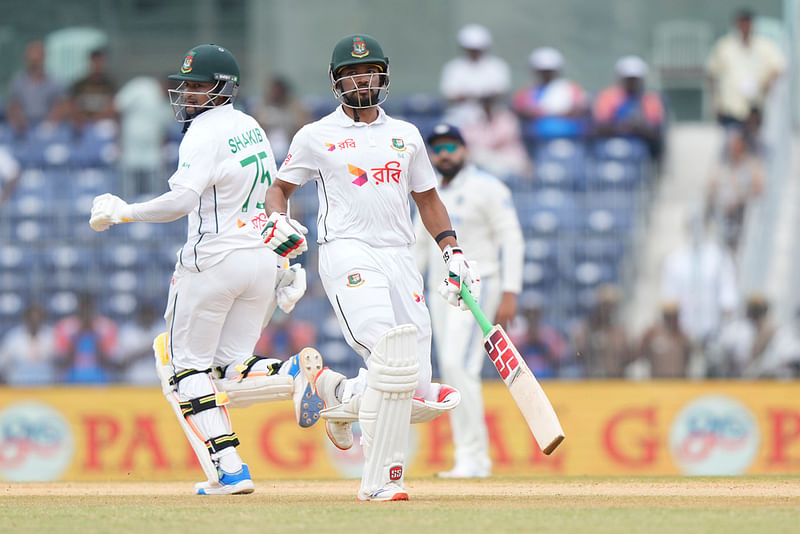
left=568, top=260, right=618, bottom=287
left=582, top=206, right=634, bottom=235
left=585, top=159, right=642, bottom=191
left=524, top=237, right=559, bottom=265
left=572, top=237, right=626, bottom=263
left=592, top=137, right=649, bottom=162
left=0, top=292, right=26, bottom=322
left=516, top=188, right=580, bottom=236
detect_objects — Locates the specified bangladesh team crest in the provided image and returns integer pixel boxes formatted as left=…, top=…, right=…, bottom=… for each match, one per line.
left=346, top=273, right=365, bottom=287
left=180, top=51, right=196, bottom=73
left=351, top=37, right=369, bottom=58
left=391, top=138, right=406, bottom=152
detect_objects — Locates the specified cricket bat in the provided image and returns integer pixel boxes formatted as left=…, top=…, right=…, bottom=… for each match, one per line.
left=460, top=285, right=565, bottom=455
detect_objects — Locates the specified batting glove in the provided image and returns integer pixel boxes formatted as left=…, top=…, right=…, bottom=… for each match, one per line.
left=276, top=264, right=307, bottom=314
left=438, top=245, right=481, bottom=311
left=89, top=193, right=132, bottom=232
left=262, top=212, right=309, bottom=260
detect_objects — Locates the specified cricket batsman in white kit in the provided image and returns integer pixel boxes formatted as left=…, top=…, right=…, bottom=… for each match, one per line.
left=415, top=123, right=524, bottom=478
left=88, top=44, right=323, bottom=495
left=263, top=34, right=481, bottom=501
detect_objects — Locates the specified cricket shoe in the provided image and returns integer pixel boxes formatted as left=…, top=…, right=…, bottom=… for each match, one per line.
left=436, top=464, right=490, bottom=479
left=288, top=348, right=325, bottom=427
left=315, top=366, right=354, bottom=450
left=195, top=464, right=255, bottom=495
left=357, top=482, right=409, bottom=502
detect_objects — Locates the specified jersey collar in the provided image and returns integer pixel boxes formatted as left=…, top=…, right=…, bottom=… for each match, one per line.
left=333, top=104, right=388, bottom=127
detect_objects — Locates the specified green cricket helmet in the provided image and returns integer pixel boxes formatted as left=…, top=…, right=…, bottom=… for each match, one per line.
left=167, top=44, right=240, bottom=123
left=328, top=34, right=390, bottom=109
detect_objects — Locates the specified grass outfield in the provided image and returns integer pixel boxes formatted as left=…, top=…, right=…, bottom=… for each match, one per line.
left=1, top=476, right=799, bottom=534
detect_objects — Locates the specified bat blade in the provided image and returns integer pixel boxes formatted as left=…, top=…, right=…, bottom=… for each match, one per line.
left=483, top=324, right=565, bottom=455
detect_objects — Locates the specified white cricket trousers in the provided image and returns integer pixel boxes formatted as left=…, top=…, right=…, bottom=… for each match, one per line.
left=429, top=274, right=499, bottom=473
left=164, top=246, right=278, bottom=372
left=318, top=238, right=433, bottom=397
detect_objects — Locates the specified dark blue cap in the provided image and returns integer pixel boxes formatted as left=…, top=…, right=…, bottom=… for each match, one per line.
left=427, top=123, right=465, bottom=146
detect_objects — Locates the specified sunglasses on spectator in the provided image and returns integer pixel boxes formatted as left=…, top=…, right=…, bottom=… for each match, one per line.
left=431, top=143, right=460, bottom=154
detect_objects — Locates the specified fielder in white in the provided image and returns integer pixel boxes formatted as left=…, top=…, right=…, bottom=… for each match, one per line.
left=88, top=44, right=321, bottom=495
left=263, top=34, right=480, bottom=502
left=414, top=123, right=524, bottom=478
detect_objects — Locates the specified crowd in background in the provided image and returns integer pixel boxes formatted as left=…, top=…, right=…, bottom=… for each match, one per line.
left=1, top=7, right=799, bottom=386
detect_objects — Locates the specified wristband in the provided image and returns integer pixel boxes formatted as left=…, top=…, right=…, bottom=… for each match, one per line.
left=435, top=229, right=457, bottom=244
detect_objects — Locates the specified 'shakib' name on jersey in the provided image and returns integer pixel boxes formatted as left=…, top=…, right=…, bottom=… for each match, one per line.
left=228, top=128, right=265, bottom=154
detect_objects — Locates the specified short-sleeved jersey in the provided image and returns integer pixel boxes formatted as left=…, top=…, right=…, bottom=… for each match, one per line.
left=169, top=104, right=277, bottom=272
left=277, top=106, right=438, bottom=247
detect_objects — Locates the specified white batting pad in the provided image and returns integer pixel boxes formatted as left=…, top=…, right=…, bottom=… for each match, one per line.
left=358, top=324, right=420, bottom=499
left=153, top=333, right=219, bottom=483
left=410, top=384, right=461, bottom=423
left=214, top=374, right=293, bottom=408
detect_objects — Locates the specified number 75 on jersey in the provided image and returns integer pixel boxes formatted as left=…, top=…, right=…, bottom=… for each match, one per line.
left=460, top=286, right=565, bottom=455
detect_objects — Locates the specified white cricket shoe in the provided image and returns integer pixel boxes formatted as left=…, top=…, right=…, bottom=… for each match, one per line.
left=358, top=482, right=409, bottom=502
left=195, top=464, right=255, bottom=495
left=436, top=464, right=490, bottom=479
left=314, top=366, right=353, bottom=450
left=291, top=348, right=325, bottom=427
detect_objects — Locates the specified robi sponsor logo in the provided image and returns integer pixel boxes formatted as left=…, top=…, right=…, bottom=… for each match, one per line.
left=668, top=395, right=759, bottom=475
left=0, top=401, right=74, bottom=481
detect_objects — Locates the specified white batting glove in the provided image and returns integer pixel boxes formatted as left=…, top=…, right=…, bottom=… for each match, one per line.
left=438, top=245, right=481, bottom=311
left=276, top=264, right=306, bottom=314
left=89, top=193, right=131, bottom=232
left=262, top=212, right=309, bottom=260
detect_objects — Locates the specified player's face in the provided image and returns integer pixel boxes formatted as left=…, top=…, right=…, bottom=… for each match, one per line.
left=430, top=139, right=466, bottom=177
left=181, top=81, right=219, bottom=116
left=336, top=63, right=385, bottom=108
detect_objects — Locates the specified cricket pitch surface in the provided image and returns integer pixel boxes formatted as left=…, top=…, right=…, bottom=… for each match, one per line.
left=2, top=477, right=799, bottom=534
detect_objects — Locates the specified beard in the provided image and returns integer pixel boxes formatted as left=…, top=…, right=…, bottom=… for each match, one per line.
left=435, top=159, right=464, bottom=179
left=342, top=88, right=380, bottom=108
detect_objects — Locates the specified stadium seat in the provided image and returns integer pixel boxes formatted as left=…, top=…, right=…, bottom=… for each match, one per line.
left=572, top=237, right=626, bottom=263
left=583, top=206, right=635, bottom=235
left=585, top=160, right=642, bottom=191
left=592, top=137, right=649, bottom=162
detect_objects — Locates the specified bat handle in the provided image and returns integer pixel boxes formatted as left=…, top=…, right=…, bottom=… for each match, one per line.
left=459, top=285, right=493, bottom=336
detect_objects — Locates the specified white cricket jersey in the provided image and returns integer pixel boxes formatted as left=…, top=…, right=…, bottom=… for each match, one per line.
left=277, top=105, right=438, bottom=247
left=169, top=104, right=278, bottom=272
left=415, top=164, right=524, bottom=293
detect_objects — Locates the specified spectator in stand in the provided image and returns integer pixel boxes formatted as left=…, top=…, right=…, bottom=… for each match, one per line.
left=592, top=55, right=666, bottom=165
left=114, top=302, right=163, bottom=385
left=707, top=293, right=776, bottom=378
left=745, top=305, right=800, bottom=378
left=508, top=294, right=568, bottom=379
left=459, top=97, right=531, bottom=179
left=0, top=302, right=58, bottom=385
left=439, top=24, right=511, bottom=128
left=70, top=48, right=118, bottom=131
left=0, top=146, right=21, bottom=205
left=4, top=39, right=68, bottom=136
left=706, top=8, right=785, bottom=135
left=660, top=214, right=739, bottom=359
left=114, top=76, right=173, bottom=197
left=253, top=75, right=311, bottom=163
left=570, top=284, right=633, bottom=378
left=637, top=300, right=692, bottom=378
left=706, top=129, right=764, bottom=253
left=511, top=47, right=590, bottom=147
left=53, top=291, right=119, bottom=384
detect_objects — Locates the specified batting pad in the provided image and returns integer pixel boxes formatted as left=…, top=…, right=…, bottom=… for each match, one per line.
left=359, top=324, right=419, bottom=498
left=214, top=375, right=293, bottom=408
left=153, top=333, right=219, bottom=483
